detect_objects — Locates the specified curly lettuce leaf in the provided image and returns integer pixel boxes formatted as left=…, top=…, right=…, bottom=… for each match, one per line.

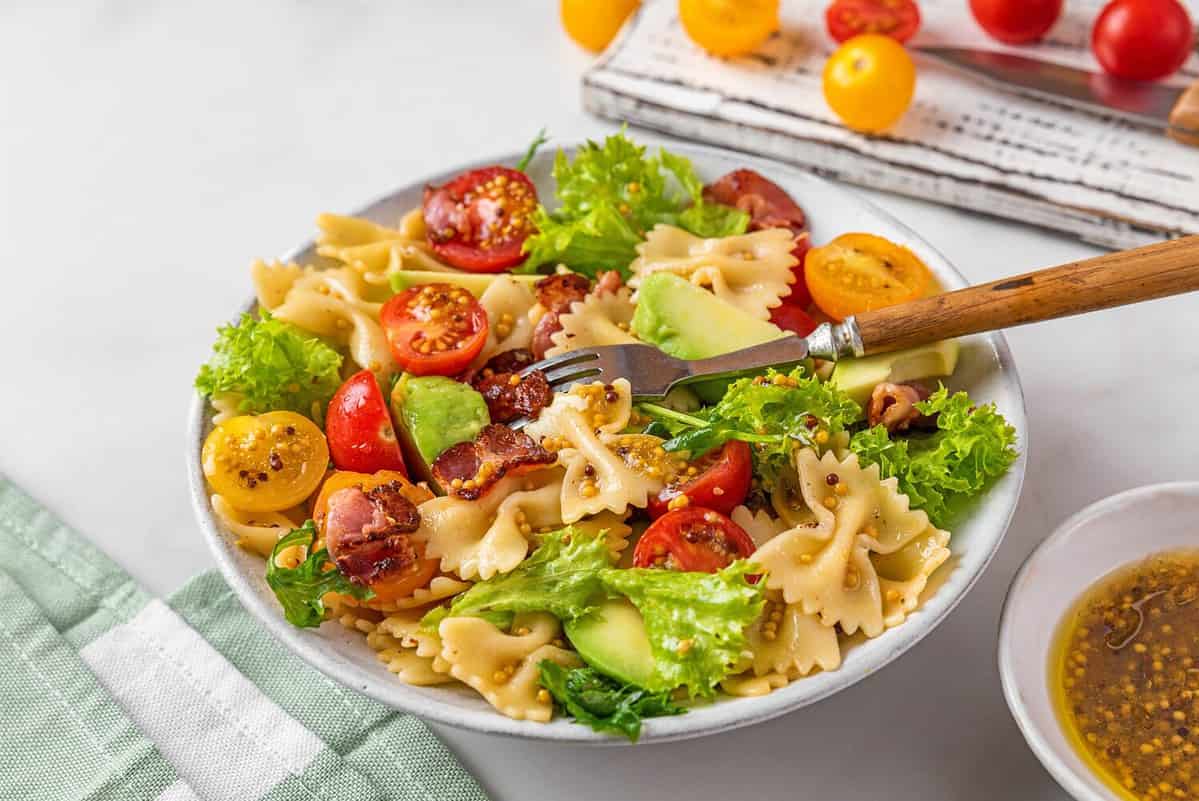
left=538, top=661, right=684, bottom=742
left=419, top=528, right=611, bottom=630
left=641, top=367, right=861, bottom=484
left=265, top=521, right=371, bottom=628
left=515, top=128, right=549, bottom=173
left=849, top=387, right=1018, bottom=527
left=195, top=312, right=343, bottom=423
left=598, top=562, right=765, bottom=697
left=520, top=131, right=748, bottom=278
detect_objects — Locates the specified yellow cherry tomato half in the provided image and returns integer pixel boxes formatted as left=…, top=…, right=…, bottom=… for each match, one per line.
left=823, top=34, right=916, bottom=133
left=679, top=0, right=779, bottom=58
left=202, top=412, right=329, bottom=513
left=560, top=0, right=640, bottom=53
left=804, top=233, right=933, bottom=321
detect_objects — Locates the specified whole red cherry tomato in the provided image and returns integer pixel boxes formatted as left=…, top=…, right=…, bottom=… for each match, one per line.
left=633, top=506, right=756, bottom=572
left=422, top=166, right=538, bottom=273
left=326, top=370, right=408, bottom=476
left=1091, top=0, right=1194, bottom=82
left=824, top=0, right=921, bottom=44
left=969, top=0, right=1062, bottom=44
left=647, top=440, right=752, bottom=519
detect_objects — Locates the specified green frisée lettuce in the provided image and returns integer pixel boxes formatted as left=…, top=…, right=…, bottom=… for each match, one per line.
left=520, top=131, right=750, bottom=278
left=598, top=563, right=764, bottom=697
left=265, top=521, right=371, bottom=628
left=421, top=529, right=764, bottom=696
left=639, top=367, right=862, bottom=484
left=538, top=662, right=684, bottom=742
left=849, top=387, right=1018, bottom=527
left=420, top=528, right=611, bottom=630
left=195, top=312, right=343, bottom=423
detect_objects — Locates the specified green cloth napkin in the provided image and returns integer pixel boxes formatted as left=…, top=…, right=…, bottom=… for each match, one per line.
left=0, top=476, right=490, bottom=801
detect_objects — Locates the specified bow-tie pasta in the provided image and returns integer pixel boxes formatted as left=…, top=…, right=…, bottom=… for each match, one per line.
left=752, top=448, right=950, bottom=639
left=629, top=225, right=797, bottom=320
left=438, top=612, right=582, bottom=722
left=315, top=211, right=445, bottom=280
left=367, top=610, right=455, bottom=686
left=545, top=287, right=639, bottom=357
left=471, top=276, right=537, bottom=370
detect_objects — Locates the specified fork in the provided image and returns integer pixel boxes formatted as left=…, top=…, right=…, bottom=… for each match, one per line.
left=521, top=235, right=1199, bottom=401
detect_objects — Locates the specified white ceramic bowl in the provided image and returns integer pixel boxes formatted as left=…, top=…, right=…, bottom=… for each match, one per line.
left=187, top=141, right=1028, bottom=743
left=999, top=482, right=1199, bottom=799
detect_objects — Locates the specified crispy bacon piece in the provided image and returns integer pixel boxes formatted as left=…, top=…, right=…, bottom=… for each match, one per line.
left=703, top=169, right=807, bottom=235
left=535, top=273, right=590, bottom=312
left=530, top=274, right=591, bottom=360
left=432, top=424, right=555, bottom=500
left=324, top=481, right=421, bottom=587
left=594, top=270, right=623, bottom=296
left=473, top=369, right=553, bottom=424
left=867, top=382, right=937, bottom=433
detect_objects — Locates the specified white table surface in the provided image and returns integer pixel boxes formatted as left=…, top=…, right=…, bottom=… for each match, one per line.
left=3, top=3, right=1195, bottom=800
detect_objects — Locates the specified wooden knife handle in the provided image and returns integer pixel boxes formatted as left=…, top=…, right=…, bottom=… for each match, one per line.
left=854, top=235, right=1199, bottom=356
left=1169, top=79, right=1199, bottom=147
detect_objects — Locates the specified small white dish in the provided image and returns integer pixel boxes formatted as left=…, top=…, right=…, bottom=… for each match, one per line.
left=188, top=140, right=1028, bottom=743
left=998, top=482, right=1199, bottom=800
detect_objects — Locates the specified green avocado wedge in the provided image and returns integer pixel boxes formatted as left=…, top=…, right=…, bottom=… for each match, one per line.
left=631, top=273, right=790, bottom=402
left=829, top=339, right=960, bottom=406
left=564, top=597, right=656, bottom=688
left=389, top=375, right=489, bottom=486
left=388, top=270, right=541, bottom=297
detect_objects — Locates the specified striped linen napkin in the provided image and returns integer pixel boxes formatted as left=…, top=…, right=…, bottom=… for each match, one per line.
left=0, top=476, right=489, bottom=801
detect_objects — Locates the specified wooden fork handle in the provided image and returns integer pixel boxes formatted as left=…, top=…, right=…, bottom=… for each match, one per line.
left=853, top=235, right=1199, bottom=356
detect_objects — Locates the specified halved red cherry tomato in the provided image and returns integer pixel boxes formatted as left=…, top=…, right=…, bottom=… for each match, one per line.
left=633, top=506, right=756, bottom=572
left=769, top=302, right=819, bottom=337
left=703, top=169, right=812, bottom=307
left=647, top=440, right=752, bottom=519
left=422, top=166, right=539, bottom=273
left=380, top=283, right=488, bottom=376
left=326, top=371, right=407, bottom=476
left=826, top=0, right=920, bottom=43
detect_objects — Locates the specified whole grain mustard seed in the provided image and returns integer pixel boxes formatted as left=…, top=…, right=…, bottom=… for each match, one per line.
left=1052, top=549, right=1199, bottom=801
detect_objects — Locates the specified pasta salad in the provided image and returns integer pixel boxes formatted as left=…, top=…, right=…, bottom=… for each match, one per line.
left=195, top=131, right=1018, bottom=740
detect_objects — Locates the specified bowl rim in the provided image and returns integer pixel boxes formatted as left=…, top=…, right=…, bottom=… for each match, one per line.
left=997, top=481, right=1199, bottom=800
left=187, top=138, right=1028, bottom=744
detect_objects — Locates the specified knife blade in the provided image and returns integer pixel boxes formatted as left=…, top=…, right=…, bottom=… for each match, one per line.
left=916, top=46, right=1199, bottom=140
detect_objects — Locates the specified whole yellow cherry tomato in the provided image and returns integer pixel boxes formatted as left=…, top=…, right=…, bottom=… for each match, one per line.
left=822, top=34, right=916, bottom=133
left=561, top=0, right=640, bottom=53
left=805, top=232, right=932, bottom=320
left=202, top=412, right=329, bottom=512
left=679, top=0, right=779, bottom=57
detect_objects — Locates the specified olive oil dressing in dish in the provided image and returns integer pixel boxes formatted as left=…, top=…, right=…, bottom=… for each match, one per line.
left=1052, top=550, right=1199, bottom=800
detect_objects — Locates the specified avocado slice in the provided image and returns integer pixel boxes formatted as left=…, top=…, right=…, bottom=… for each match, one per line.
left=632, top=273, right=791, bottom=402
left=829, top=339, right=960, bottom=406
left=389, top=270, right=541, bottom=297
left=564, top=597, right=656, bottom=687
left=390, top=375, right=489, bottom=485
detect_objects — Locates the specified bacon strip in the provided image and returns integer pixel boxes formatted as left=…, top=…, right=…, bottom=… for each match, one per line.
left=432, top=424, right=555, bottom=500
left=325, top=481, right=421, bottom=587
left=473, top=369, right=553, bottom=424
left=867, top=382, right=937, bottom=433
left=535, top=273, right=590, bottom=312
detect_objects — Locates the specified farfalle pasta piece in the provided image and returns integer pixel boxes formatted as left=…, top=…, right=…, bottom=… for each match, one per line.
left=731, top=505, right=787, bottom=549
left=419, top=470, right=562, bottom=580
left=250, top=260, right=306, bottom=309
left=745, top=594, right=841, bottom=678
left=544, top=287, right=639, bottom=357
left=315, top=211, right=446, bottom=281
left=369, top=610, right=455, bottom=685
left=629, top=225, right=797, bottom=320
left=210, top=495, right=302, bottom=558
left=438, top=612, right=582, bottom=722
left=721, top=672, right=791, bottom=698
left=752, top=448, right=950, bottom=638
left=471, top=276, right=538, bottom=370
left=525, top=380, right=664, bottom=522
left=264, top=264, right=397, bottom=380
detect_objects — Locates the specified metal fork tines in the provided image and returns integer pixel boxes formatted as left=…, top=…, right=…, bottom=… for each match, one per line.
left=517, top=319, right=865, bottom=405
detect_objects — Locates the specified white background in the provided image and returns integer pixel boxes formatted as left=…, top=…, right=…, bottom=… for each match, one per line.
left=2, top=4, right=1195, bottom=800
